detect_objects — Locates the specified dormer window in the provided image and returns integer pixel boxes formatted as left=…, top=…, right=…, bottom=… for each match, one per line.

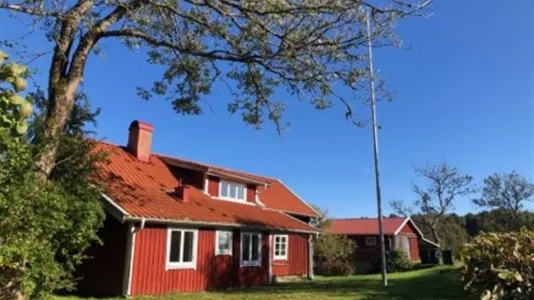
left=219, top=181, right=246, bottom=201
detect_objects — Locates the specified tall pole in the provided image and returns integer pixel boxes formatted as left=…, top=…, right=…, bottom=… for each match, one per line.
left=365, top=9, right=388, bottom=287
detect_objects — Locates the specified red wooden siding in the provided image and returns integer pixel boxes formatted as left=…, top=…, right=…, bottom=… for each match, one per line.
left=398, top=221, right=418, bottom=235
left=272, top=234, right=309, bottom=276
left=76, top=215, right=127, bottom=296
left=130, top=225, right=271, bottom=296
left=207, top=176, right=219, bottom=196
left=246, top=184, right=256, bottom=203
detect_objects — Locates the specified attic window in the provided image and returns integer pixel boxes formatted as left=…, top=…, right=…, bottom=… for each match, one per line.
left=219, top=181, right=245, bottom=201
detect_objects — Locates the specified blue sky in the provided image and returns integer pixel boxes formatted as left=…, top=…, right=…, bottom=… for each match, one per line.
left=2, top=0, right=533, bottom=218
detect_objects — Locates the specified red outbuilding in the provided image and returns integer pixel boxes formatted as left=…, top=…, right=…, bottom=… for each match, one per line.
left=328, top=217, right=439, bottom=272
left=75, top=120, right=320, bottom=297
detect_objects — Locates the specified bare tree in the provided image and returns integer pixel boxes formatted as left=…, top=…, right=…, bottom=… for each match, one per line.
left=1, top=0, right=433, bottom=178
left=391, top=162, right=475, bottom=245
left=473, top=171, right=534, bottom=231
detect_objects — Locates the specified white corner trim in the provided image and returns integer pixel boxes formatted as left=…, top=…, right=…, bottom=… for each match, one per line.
left=240, top=232, right=262, bottom=267
left=165, top=228, right=199, bottom=270
left=273, top=234, right=289, bottom=260
left=215, top=230, right=233, bottom=256
left=268, top=234, right=273, bottom=282
left=203, top=176, right=209, bottom=195
left=393, top=217, right=412, bottom=236
left=122, top=222, right=138, bottom=297
left=277, top=179, right=321, bottom=217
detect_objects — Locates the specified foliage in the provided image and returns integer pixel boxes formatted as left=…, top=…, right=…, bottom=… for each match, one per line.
left=371, top=249, right=412, bottom=273
left=391, top=162, right=475, bottom=245
left=0, top=0, right=433, bottom=178
left=0, top=50, right=32, bottom=137
left=0, top=51, right=105, bottom=299
left=313, top=206, right=355, bottom=276
left=459, top=229, right=534, bottom=300
left=386, top=249, right=413, bottom=273
left=473, top=171, right=534, bottom=231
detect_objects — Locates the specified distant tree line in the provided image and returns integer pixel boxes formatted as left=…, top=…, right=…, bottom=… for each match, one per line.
left=390, top=162, right=534, bottom=252
left=403, top=209, right=534, bottom=252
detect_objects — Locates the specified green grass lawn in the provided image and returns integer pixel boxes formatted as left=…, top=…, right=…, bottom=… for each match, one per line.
left=57, top=266, right=471, bottom=300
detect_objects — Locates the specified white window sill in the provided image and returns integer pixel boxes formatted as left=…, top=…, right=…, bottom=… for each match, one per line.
left=274, top=256, right=288, bottom=261
left=166, top=262, right=196, bottom=270
left=216, top=250, right=232, bottom=256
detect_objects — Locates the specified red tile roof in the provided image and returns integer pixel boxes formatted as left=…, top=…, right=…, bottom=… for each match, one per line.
left=328, top=217, right=409, bottom=235
left=93, top=142, right=317, bottom=233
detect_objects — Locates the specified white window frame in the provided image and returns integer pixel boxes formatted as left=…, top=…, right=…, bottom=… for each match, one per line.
left=219, top=180, right=246, bottom=202
left=273, top=234, right=289, bottom=260
left=166, top=228, right=198, bottom=270
left=240, top=232, right=262, bottom=267
left=365, top=236, right=377, bottom=246
left=215, top=230, right=233, bottom=256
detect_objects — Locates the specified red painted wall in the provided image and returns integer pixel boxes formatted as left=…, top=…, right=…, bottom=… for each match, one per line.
left=130, top=226, right=272, bottom=296
left=207, top=176, right=220, bottom=196
left=246, top=184, right=256, bottom=203
left=76, top=215, right=127, bottom=296
left=397, top=221, right=420, bottom=262
left=272, top=234, right=309, bottom=277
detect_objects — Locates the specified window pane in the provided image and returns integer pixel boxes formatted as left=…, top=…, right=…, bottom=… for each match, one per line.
left=251, top=234, right=260, bottom=261
left=169, top=231, right=182, bottom=262
left=242, top=234, right=250, bottom=261
left=218, top=232, right=230, bottom=251
left=221, top=182, right=228, bottom=197
left=183, top=231, right=194, bottom=262
left=237, top=186, right=244, bottom=200
left=229, top=184, right=237, bottom=198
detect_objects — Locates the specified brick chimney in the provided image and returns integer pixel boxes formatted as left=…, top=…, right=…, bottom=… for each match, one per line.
left=175, top=186, right=191, bottom=203
left=127, top=120, right=153, bottom=162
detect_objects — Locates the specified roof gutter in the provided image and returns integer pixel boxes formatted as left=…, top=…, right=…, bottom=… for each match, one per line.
left=123, top=216, right=319, bottom=235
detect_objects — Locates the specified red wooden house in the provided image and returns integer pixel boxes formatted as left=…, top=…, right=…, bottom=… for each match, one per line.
left=328, top=217, right=439, bottom=272
left=75, top=120, right=320, bottom=297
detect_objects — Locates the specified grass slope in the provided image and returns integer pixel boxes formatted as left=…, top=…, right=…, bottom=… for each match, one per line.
left=57, top=266, right=471, bottom=300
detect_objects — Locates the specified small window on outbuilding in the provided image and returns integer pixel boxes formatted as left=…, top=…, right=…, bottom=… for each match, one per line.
left=365, top=236, right=377, bottom=246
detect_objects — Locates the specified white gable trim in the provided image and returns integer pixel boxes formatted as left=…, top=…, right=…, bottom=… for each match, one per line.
left=276, top=179, right=321, bottom=218
left=101, top=192, right=130, bottom=222
left=393, top=217, right=440, bottom=248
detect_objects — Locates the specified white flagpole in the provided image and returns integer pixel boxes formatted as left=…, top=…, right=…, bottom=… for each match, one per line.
left=365, top=8, right=388, bottom=287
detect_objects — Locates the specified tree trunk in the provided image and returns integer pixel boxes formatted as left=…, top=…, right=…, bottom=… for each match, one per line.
left=35, top=80, right=77, bottom=178
left=430, top=226, right=441, bottom=247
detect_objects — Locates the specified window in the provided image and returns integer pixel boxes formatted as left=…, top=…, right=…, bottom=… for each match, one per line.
left=219, top=181, right=246, bottom=201
left=365, top=236, right=377, bottom=246
left=166, top=228, right=198, bottom=269
left=274, top=235, right=288, bottom=260
left=241, top=232, right=261, bottom=267
left=216, top=230, right=233, bottom=255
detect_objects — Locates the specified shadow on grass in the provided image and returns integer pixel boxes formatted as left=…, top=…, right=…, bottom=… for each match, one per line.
left=220, top=267, right=471, bottom=300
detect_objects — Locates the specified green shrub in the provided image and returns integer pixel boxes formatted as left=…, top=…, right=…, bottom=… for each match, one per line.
left=314, top=233, right=355, bottom=276
left=372, top=249, right=413, bottom=273
left=316, top=259, right=354, bottom=276
left=387, top=249, right=413, bottom=272
left=459, top=229, right=534, bottom=300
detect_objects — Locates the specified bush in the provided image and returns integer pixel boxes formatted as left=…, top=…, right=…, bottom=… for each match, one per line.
left=316, top=259, right=354, bottom=276
left=372, top=249, right=413, bottom=273
left=459, top=229, right=534, bottom=300
left=314, top=233, right=356, bottom=276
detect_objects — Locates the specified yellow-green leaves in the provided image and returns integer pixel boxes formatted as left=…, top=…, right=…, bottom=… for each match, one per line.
left=459, top=229, right=534, bottom=300
left=0, top=49, right=33, bottom=138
